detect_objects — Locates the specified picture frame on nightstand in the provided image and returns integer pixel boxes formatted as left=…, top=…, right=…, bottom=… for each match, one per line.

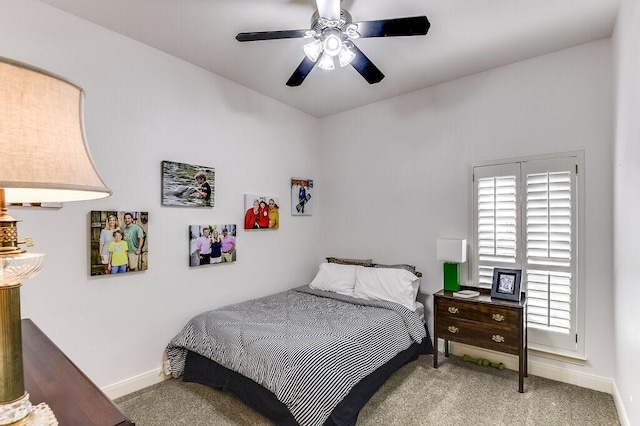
left=490, top=268, right=522, bottom=301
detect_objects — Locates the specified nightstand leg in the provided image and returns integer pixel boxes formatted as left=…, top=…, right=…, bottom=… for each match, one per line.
left=433, top=337, right=438, bottom=368
left=518, top=373, right=524, bottom=393
left=444, top=339, right=449, bottom=357
left=524, top=328, right=528, bottom=377
left=519, top=352, right=525, bottom=393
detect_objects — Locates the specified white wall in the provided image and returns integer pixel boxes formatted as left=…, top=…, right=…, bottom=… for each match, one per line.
left=613, top=0, right=640, bottom=424
left=319, top=40, right=614, bottom=380
left=0, top=0, right=321, bottom=390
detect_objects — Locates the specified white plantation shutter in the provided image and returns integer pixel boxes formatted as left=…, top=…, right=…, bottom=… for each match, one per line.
left=472, top=156, right=581, bottom=355
left=526, top=269, right=572, bottom=333
left=522, top=158, right=577, bottom=352
left=478, top=176, right=517, bottom=262
left=526, top=171, right=572, bottom=266
left=473, top=163, right=521, bottom=287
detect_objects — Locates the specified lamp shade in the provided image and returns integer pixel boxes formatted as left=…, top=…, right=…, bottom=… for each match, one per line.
left=437, top=238, right=467, bottom=263
left=0, top=57, right=111, bottom=203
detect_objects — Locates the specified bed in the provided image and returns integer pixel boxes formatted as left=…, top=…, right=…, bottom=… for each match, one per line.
left=166, top=260, right=433, bottom=426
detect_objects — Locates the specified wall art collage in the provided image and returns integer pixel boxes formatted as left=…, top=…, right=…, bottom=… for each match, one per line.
left=89, top=160, right=313, bottom=275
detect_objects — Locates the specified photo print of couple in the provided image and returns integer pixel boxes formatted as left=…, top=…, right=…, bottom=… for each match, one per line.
left=162, top=160, right=215, bottom=208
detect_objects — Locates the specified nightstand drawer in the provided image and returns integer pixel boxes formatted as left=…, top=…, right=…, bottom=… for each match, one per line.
left=436, top=317, right=520, bottom=354
left=436, top=299, right=519, bottom=328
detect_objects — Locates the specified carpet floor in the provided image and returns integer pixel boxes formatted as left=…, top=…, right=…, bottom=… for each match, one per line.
left=115, top=353, right=620, bottom=425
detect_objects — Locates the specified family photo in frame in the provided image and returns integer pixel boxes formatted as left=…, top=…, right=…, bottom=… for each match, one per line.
left=243, top=194, right=280, bottom=230
left=490, top=268, right=522, bottom=301
left=90, top=210, right=148, bottom=276
left=189, top=224, right=237, bottom=266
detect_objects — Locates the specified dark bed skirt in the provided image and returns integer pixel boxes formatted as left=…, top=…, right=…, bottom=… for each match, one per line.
left=183, top=326, right=433, bottom=426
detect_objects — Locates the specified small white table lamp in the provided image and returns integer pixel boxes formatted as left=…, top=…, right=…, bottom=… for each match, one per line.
left=436, top=238, right=467, bottom=291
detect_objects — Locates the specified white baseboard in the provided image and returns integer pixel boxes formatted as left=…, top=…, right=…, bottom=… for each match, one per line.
left=102, top=367, right=168, bottom=400
left=612, top=381, right=631, bottom=426
left=445, top=342, right=613, bottom=393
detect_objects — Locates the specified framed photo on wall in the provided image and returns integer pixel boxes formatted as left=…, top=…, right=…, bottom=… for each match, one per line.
left=291, top=178, right=313, bottom=216
left=90, top=210, right=148, bottom=276
left=189, top=224, right=237, bottom=266
left=161, top=160, right=215, bottom=207
left=243, top=194, right=280, bottom=230
left=490, top=268, right=522, bottom=301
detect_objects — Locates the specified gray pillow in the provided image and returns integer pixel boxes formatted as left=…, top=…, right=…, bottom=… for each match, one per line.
left=373, top=263, right=416, bottom=273
left=373, top=263, right=422, bottom=277
left=326, top=257, right=373, bottom=267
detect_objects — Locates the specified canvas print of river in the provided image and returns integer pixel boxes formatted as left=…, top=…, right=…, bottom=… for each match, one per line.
left=162, top=160, right=215, bottom=207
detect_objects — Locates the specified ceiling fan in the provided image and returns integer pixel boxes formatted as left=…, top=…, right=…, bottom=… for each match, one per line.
left=236, top=0, right=430, bottom=87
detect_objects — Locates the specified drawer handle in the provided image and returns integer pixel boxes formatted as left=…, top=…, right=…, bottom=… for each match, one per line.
left=492, top=313, right=505, bottom=322
left=448, top=307, right=459, bottom=314
left=492, top=334, right=505, bottom=343
left=448, top=326, right=459, bottom=334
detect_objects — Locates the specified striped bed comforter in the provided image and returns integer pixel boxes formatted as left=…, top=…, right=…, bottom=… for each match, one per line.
left=166, top=286, right=426, bottom=426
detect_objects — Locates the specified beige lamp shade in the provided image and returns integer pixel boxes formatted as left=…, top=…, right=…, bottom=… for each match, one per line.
left=436, top=238, right=467, bottom=263
left=0, top=57, right=111, bottom=203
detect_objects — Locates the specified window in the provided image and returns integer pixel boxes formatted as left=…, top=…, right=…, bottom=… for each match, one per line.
left=470, top=153, right=584, bottom=357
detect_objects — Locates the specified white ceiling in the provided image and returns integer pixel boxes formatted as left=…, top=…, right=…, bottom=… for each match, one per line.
left=39, top=0, right=619, bottom=118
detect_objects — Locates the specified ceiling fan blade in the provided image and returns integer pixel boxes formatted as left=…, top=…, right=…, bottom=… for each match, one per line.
left=316, top=0, right=340, bottom=20
left=286, top=57, right=317, bottom=87
left=236, top=29, right=308, bottom=42
left=353, top=16, right=430, bottom=38
left=349, top=45, right=384, bottom=84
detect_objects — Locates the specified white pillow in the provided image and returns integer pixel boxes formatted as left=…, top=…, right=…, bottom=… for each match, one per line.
left=309, top=263, right=358, bottom=296
left=353, top=266, right=420, bottom=311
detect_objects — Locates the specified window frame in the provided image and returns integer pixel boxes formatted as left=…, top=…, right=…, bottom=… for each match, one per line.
left=468, top=151, right=585, bottom=359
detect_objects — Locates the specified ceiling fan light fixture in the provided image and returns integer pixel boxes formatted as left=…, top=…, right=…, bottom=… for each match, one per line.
left=236, top=3, right=430, bottom=86
left=303, top=39, right=323, bottom=62
left=317, top=53, right=335, bottom=70
left=338, top=44, right=356, bottom=67
left=322, top=31, right=343, bottom=57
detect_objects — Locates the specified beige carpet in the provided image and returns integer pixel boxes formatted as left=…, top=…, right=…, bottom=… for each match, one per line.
left=116, top=354, right=620, bottom=425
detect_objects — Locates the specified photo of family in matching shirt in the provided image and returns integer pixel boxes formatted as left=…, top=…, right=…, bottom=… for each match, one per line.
left=189, top=224, right=237, bottom=267
left=243, top=194, right=280, bottom=230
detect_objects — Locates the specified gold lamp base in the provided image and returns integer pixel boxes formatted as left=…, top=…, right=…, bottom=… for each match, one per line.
left=0, top=284, right=24, bottom=404
left=1, top=191, right=55, bottom=425
left=0, top=284, right=58, bottom=426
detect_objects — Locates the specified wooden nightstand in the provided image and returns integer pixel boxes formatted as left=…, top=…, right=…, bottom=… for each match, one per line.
left=433, top=289, right=528, bottom=392
left=22, top=318, right=135, bottom=425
